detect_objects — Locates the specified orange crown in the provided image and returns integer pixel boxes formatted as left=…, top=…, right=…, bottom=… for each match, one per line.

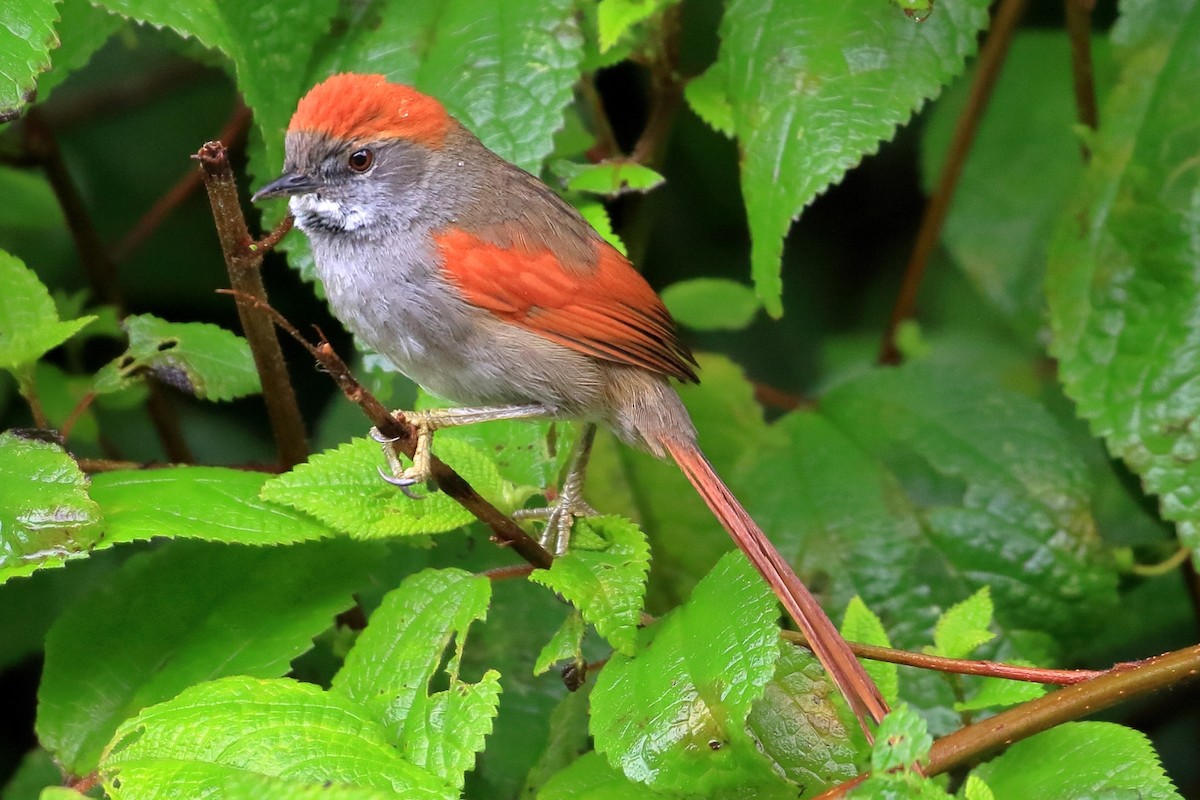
left=288, top=73, right=452, bottom=147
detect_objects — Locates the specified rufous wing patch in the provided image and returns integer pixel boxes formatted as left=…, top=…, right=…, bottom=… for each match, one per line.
left=435, top=227, right=698, bottom=383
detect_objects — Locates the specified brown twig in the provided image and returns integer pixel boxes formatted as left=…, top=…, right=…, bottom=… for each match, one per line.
left=77, top=457, right=148, bottom=472
left=1064, top=0, right=1098, bottom=160
left=68, top=772, right=100, bottom=794
left=60, top=391, right=97, bottom=441
left=630, top=4, right=684, bottom=165
left=579, top=76, right=621, bottom=162
left=144, top=380, right=196, bottom=463
left=195, top=141, right=308, bottom=470
left=813, top=644, right=1200, bottom=799
left=481, top=564, right=538, bottom=581
left=112, top=101, right=253, bottom=263
left=878, top=0, right=1029, bottom=365
left=16, top=370, right=49, bottom=428
left=217, top=289, right=555, bottom=570
left=781, top=630, right=1104, bottom=685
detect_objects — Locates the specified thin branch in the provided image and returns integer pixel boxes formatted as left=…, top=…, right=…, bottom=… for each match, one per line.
left=1064, top=0, right=1098, bottom=160
left=195, top=141, right=309, bottom=470
left=16, top=370, right=49, bottom=428
left=878, top=0, right=1029, bottom=365
left=112, top=101, right=252, bottom=263
left=218, top=289, right=555, bottom=570
left=630, top=3, right=684, bottom=165
left=814, top=644, right=1200, bottom=799
left=1130, top=545, right=1193, bottom=577
left=481, top=564, right=538, bottom=581
left=781, top=630, right=1104, bottom=685
left=145, top=379, right=196, bottom=463
left=77, top=458, right=149, bottom=472
left=579, top=76, right=621, bottom=162
left=60, top=391, right=97, bottom=441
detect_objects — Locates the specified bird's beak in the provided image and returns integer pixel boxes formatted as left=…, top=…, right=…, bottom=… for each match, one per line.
left=251, top=171, right=320, bottom=202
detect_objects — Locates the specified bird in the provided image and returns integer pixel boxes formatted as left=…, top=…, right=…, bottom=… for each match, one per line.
left=253, top=73, right=888, bottom=731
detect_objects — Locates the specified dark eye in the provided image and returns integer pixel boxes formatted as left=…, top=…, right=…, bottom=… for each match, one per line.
left=347, top=148, right=374, bottom=172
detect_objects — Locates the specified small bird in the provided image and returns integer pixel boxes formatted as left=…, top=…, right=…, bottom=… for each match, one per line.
left=254, top=73, right=887, bottom=730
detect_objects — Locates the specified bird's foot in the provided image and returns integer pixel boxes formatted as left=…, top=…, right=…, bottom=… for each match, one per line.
left=514, top=487, right=597, bottom=556
left=371, top=411, right=436, bottom=500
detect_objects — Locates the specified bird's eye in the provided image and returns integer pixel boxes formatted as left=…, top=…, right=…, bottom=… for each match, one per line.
left=347, top=148, right=374, bottom=173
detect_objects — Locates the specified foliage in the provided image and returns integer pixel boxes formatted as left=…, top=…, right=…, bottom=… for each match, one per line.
left=1, top=0, right=1197, bottom=798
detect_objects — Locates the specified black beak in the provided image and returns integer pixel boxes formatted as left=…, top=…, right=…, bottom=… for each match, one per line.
left=251, top=171, right=320, bottom=202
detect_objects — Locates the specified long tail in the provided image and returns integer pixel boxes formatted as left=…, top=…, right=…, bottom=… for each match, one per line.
left=662, top=436, right=889, bottom=733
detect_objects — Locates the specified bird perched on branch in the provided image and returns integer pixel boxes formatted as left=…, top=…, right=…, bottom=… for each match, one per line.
left=254, top=72, right=887, bottom=731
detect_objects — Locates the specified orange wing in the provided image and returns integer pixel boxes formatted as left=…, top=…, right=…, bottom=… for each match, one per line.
left=436, top=227, right=698, bottom=383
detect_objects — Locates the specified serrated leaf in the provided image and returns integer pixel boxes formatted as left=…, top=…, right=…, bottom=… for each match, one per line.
left=574, top=199, right=628, bottom=255
left=534, top=610, right=585, bottom=675
left=100, top=676, right=451, bottom=799
left=706, top=0, right=990, bottom=315
left=953, top=674, right=1045, bottom=713
left=103, top=761, right=400, bottom=800
left=531, top=516, right=649, bottom=655
left=333, top=568, right=496, bottom=789
left=684, top=64, right=734, bottom=138
left=746, top=643, right=858, bottom=791
left=0, top=252, right=95, bottom=372
left=596, top=0, right=674, bottom=53
left=922, top=33, right=1114, bottom=340
left=871, top=704, right=931, bottom=773
left=90, top=466, right=332, bottom=547
left=841, top=596, right=899, bottom=705
left=93, top=315, right=259, bottom=401
left=0, top=431, right=101, bottom=585
left=932, top=587, right=995, bottom=659
left=661, top=278, right=761, bottom=332
left=972, top=722, right=1181, bottom=799
left=37, top=539, right=380, bottom=774
left=0, top=0, right=58, bottom=121
left=558, top=160, right=665, bottom=197
left=591, top=551, right=788, bottom=794
left=36, top=0, right=122, bottom=102
left=262, top=436, right=512, bottom=538
left=1046, top=2, right=1200, bottom=558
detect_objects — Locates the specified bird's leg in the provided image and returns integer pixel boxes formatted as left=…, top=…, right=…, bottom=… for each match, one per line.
left=372, top=403, right=551, bottom=496
left=514, top=424, right=598, bottom=554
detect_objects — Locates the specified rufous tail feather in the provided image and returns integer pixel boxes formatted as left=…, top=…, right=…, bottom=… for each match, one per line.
left=661, top=436, right=889, bottom=734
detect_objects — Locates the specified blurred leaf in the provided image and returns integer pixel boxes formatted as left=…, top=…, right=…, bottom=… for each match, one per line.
left=34, top=362, right=97, bottom=444
left=1046, top=1, right=1200, bottom=559
left=531, top=516, right=650, bottom=655
left=931, top=586, right=994, bottom=659
left=0, top=431, right=100, bottom=584
left=332, top=568, right=496, bottom=790
left=100, top=676, right=452, bottom=799
left=661, top=278, right=760, bottom=331
left=93, top=315, right=259, bottom=401
left=37, top=539, right=380, bottom=774
left=596, top=0, right=674, bottom=53
left=972, top=722, right=1182, bottom=799
left=538, top=751, right=665, bottom=799
left=90, top=466, right=332, bottom=547
left=1, top=748, right=60, bottom=800
left=591, top=552, right=790, bottom=794
left=314, top=0, right=582, bottom=174
left=520, top=688, right=591, bottom=796
left=962, top=775, right=996, bottom=800
left=922, top=33, right=1113, bottom=340
left=0, top=252, right=95, bottom=373
left=555, top=160, right=665, bottom=197
left=262, top=436, right=513, bottom=537
left=36, top=0, right=123, bottom=101
left=0, top=0, right=58, bottom=120
left=841, top=596, right=899, bottom=704
left=695, top=0, right=990, bottom=315
left=746, top=643, right=858, bottom=792
left=0, top=168, right=62, bottom=230
left=533, top=610, right=584, bottom=676
left=954, top=673, right=1044, bottom=713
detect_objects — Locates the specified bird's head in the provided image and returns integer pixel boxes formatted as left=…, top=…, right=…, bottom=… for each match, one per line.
left=253, top=73, right=459, bottom=234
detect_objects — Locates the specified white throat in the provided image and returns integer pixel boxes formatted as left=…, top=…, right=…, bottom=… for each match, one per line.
left=289, top=193, right=373, bottom=232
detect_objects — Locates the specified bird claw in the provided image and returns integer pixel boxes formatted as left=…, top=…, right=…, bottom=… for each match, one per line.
left=375, top=466, right=427, bottom=499
left=515, top=497, right=597, bottom=555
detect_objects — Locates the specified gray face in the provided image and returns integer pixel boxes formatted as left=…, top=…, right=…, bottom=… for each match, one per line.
left=256, top=133, right=430, bottom=236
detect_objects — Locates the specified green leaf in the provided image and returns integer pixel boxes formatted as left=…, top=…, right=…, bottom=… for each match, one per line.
left=2, top=748, right=61, bottom=800
left=931, top=587, right=995, bottom=659
left=90, top=466, right=333, bottom=547
left=521, top=689, right=593, bottom=796
left=93, top=315, right=260, bottom=401
left=556, top=160, right=666, bottom=197
left=841, top=596, right=899, bottom=704
left=746, top=643, right=858, bottom=791
left=530, top=516, right=650, bottom=655
left=871, top=704, right=931, bottom=773
left=954, top=674, right=1044, bottom=713
left=103, top=761, right=400, bottom=800
left=0, top=167, right=63, bottom=230
left=596, top=0, right=674, bottom=52
left=534, top=610, right=585, bottom=676
left=591, top=551, right=789, bottom=794
left=37, top=0, right=122, bottom=102
left=0, top=252, right=95, bottom=372
left=37, top=539, right=380, bottom=774
left=99, top=676, right=451, bottom=799
left=315, top=0, right=583, bottom=174
left=684, top=64, right=734, bottom=138
left=660, top=278, right=761, bottom=332
left=538, top=751, right=665, bottom=799
left=962, top=775, right=996, bottom=800
left=0, top=0, right=58, bottom=121
left=698, top=0, right=990, bottom=315
left=95, top=0, right=341, bottom=174
left=1046, top=2, right=1200, bottom=558
left=0, top=431, right=101, bottom=584
left=972, top=722, right=1181, bottom=799
left=333, top=568, right=496, bottom=789
left=574, top=200, right=628, bottom=255
left=922, top=33, right=1113, bottom=339
left=262, top=436, right=512, bottom=537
